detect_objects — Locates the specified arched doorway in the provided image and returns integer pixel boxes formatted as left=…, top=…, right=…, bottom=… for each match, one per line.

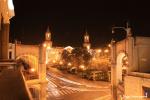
left=16, top=54, right=39, bottom=80
left=116, top=52, right=128, bottom=84
left=16, top=54, right=38, bottom=71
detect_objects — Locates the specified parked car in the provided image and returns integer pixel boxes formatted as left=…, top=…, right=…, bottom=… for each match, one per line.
left=87, top=71, right=109, bottom=81
left=67, top=67, right=77, bottom=74
left=77, top=70, right=91, bottom=78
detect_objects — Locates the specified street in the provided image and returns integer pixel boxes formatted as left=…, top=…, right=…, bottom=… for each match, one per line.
left=46, top=68, right=111, bottom=100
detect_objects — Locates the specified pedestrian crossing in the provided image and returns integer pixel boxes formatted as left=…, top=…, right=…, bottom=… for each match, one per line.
left=47, top=88, right=80, bottom=97
left=46, top=73, right=110, bottom=99
left=46, top=75, right=81, bottom=98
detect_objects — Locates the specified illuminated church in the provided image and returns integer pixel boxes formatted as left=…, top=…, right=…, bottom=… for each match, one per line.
left=43, top=27, right=92, bottom=64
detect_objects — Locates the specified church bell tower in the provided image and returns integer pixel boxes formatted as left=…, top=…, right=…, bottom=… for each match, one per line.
left=43, top=26, right=52, bottom=49
left=83, top=30, right=91, bottom=50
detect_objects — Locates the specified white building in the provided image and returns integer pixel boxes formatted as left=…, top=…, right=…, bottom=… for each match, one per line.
left=8, top=43, right=15, bottom=59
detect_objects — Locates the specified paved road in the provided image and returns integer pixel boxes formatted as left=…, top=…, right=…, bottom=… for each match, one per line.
left=46, top=70, right=111, bottom=100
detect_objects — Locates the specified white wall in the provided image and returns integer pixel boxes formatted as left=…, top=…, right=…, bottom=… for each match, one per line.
left=135, top=37, right=150, bottom=73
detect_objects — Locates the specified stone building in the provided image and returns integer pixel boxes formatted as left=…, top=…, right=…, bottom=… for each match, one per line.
left=111, top=24, right=150, bottom=100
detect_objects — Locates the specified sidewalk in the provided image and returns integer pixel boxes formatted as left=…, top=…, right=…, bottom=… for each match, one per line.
left=47, top=67, right=111, bottom=88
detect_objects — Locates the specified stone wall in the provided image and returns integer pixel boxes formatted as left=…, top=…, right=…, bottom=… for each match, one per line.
left=124, top=73, right=150, bottom=100
left=16, top=44, right=40, bottom=58
left=135, top=37, right=150, bottom=73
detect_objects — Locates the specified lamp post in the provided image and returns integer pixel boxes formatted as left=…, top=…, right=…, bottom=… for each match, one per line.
left=111, top=22, right=132, bottom=66
left=112, top=22, right=132, bottom=37
left=111, top=22, right=132, bottom=100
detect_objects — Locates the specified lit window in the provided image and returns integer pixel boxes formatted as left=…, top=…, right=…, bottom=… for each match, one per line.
left=47, top=34, right=50, bottom=38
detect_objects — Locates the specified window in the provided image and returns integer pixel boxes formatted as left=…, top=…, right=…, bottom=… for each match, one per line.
left=9, top=51, right=12, bottom=59
left=143, top=86, right=150, bottom=98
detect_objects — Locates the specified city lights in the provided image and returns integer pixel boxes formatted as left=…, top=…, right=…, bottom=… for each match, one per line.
left=67, top=62, right=72, bottom=66
left=108, top=44, right=111, bottom=48
left=43, top=43, right=46, bottom=47
left=1, top=0, right=150, bottom=99
left=79, top=65, right=85, bottom=70
left=52, top=60, right=56, bottom=63
left=59, top=61, right=63, bottom=65
left=104, top=49, right=109, bottom=53
left=30, top=68, right=35, bottom=73
left=97, top=49, right=102, bottom=53
left=87, top=45, right=90, bottom=50
left=47, top=46, right=51, bottom=50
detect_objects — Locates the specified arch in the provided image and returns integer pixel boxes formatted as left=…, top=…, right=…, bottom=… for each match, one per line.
left=16, top=54, right=39, bottom=73
left=116, top=51, right=127, bottom=84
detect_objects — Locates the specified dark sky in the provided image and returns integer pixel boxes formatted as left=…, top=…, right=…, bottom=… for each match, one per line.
left=10, top=0, right=150, bottom=47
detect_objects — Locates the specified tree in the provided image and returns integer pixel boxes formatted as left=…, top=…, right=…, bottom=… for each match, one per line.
left=71, top=48, right=83, bottom=67
left=82, top=49, right=92, bottom=66
left=61, top=47, right=93, bottom=70
left=61, top=49, right=71, bottom=62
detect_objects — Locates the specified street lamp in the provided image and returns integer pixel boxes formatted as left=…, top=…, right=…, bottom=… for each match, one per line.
left=104, top=49, right=109, bottom=53
left=68, top=62, right=72, bottom=66
left=112, top=22, right=132, bottom=37
left=97, top=49, right=102, bottom=53
left=59, top=61, right=63, bottom=65
left=43, top=43, right=47, bottom=47
left=52, top=60, right=56, bottom=63
left=108, top=44, right=111, bottom=48
left=30, top=68, right=35, bottom=73
left=111, top=22, right=131, bottom=63
left=111, top=22, right=132, bottom=100
left=79, top=65, right=85, bottom=70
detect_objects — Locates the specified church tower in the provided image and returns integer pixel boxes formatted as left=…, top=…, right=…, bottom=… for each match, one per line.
left=43, top=26, right=52, bottom=49
left=83, top=30, right=91, bottom=50
left=45, top=27, right=51, bottom=41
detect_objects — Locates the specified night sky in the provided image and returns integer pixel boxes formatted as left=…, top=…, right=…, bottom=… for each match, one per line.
left=10, top=0, right=150, bottom=47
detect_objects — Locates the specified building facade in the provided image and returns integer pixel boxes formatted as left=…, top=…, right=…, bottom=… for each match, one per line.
left=111, top=35, right=150, bottom=100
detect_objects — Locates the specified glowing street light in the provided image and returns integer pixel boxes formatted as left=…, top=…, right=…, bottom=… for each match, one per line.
left=59, top=61, right=63, bottom=65
left=112, top=22, right=132, bottom=37
left=43, top=43, right=47, bottom=47
left=79, top=65, right=86, bottom=70
left=47, top=46, right=51, bottom=50
left=108, top=44, right=111, bottom=48
left=30, top=68, right=35, bottom=73
left=104, top=49, right=109, bottom=53
left=97, top=49, right=102, bottom=53
left=52, top=60, right=56, bottom=63
left=87, top=45, right=90, bottom=50
left=68, top=62, right=72, bottom=66
left=43, top=42, right=51, bottom=49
